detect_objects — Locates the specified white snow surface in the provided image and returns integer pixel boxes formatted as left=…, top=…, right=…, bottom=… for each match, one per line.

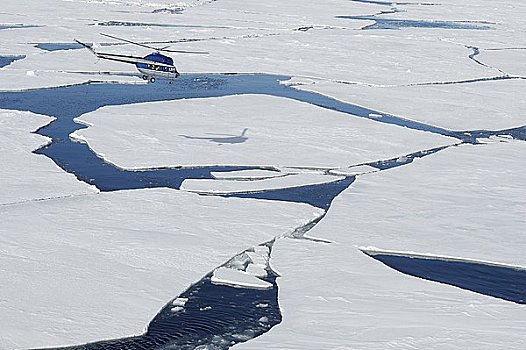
left=182, top=173, right=344, bottom=194
left=73, top=95, right=454, bottom=169
left=292, top=78, right=526, bottom=131
left=0, top=189, right=321, bottom=349
left=0, top=110, right=97, bottom=205
left=478, top=49, right=526, bottom=77
left=329, top=164, right=378, bottom=176
left=236, top=141, right=526, bottom=350
left=211, top=169, right=283, bottom=180
left=211, top=267, right=272, bottom=290
left=1, top=0, right=525, bottom=348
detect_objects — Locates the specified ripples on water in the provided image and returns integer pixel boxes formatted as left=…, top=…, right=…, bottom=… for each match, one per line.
left=3, top=74, right=524, bottom=349
left=45, top=270, right=280, bottom=350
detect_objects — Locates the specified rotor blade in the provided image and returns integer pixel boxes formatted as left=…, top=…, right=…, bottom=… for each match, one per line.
left=100, top=33, right=159, bottom=51
left=161, top=49, right=209, bottom=54
left=100, top=33, right=209, bottom=54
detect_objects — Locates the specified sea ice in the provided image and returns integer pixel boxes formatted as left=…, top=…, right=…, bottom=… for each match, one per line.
left=294, top=79, right=526, bottom=131
left=0, top=189, right=321, bottom=349
left=182, top=173, right=344, bottom=194
left=74, top=94, right=454, bottom=169
left=237, top=140, right=526, bottom=349
left=211, top=268, right=273, bottom=290
left=0, top=110, right=97, bottom=205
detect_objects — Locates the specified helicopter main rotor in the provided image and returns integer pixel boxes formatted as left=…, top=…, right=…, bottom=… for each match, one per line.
left=100, top=33, right=209, bottom=54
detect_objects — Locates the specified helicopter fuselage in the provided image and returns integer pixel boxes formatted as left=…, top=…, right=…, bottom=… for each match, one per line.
left=136, top=52, right=180, bottom=81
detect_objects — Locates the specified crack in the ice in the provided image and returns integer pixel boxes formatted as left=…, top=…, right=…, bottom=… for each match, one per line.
left=365, top=143, right=460, bottom=170
left=362, top=248, right=526, bottom=304
left=2, top=73, right=524, bottom=350
left=31, top=240, right=282, bottom=350
left=403, top=75, right=523, bottom=87
left=337, top=15, right=493, bottom=30
left=0, top=192, right=97, bottom=208
left=349, top=0, right=440, bottom=5
left=286, top=73, right=525, bottom=91
left=284, top=213, right=331, bottom=243
left=484, top=47, right=526, bottom=51
left=0, top=24, right=40, bottom=30
left=465, top=45, right=509, bottom=76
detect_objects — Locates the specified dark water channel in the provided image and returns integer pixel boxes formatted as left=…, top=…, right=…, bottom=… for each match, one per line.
left=2, top=73, right=524, bottom=348
left=0, top=55, right=25, bottom=68
left=34, top=271, right=281, bottom=350
left=0, top=73, right=469, bottom=205
left=366, top=253, right=526, bottom=304
left=0, top=74, right=360, bottom=349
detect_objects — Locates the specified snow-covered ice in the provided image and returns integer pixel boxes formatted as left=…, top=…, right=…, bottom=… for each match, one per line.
left=212, top=268, right=273, bottom=290
left=182, top=173, right=344, bottom=194
left=329, top=164, right=378, bottom=176
left=0, top=110, right=97, bottom=205
left=0, top=189, right=321, bottom=349
left=237, top=140, right=526, bottom=350
left=237, top=238, right=526, bottom=350
left=293, top=79, right=526, bottom=131
left=74, top=95, right=454, bottom=169
left=1, top=0, right=525, bottom=348
left=211, top=169, right=283, bottom=180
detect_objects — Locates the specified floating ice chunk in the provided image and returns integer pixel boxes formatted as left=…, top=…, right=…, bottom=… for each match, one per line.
left=253, top=245, right=270, bottom=255
left=170, top=296, right=188, bottom=312
left=329, top=165, right=378, bottom=176
left=224, top=252, right=252, bottom=270
left=246, top=264, right=268, bottom=278
left=232, top=332, right=254, bottom=341
left=279, top=76, right=317, bottom=87
left=211, top=267, right=272, bottom=290
left=277, top=167, right=328, bottom=175
left=70, top=132, right=89, bottom=144
left=170, top=306, right=184, bottom=313
left=368, top=113, right=383, bottom=118
left=255, top=303, right=269, bottom=308
left=182, top=173, right=344, bottom=194
left=74, top=94, right=453, bottom=170
left=258, top=316, right=269, bottom=324
left=172, top=297, right=188, bottom=307
left=476, top=135, right=512, bottom=144
left=211, top=169, right=283, bottom=180
left=246, top=251, right=268, bottom=266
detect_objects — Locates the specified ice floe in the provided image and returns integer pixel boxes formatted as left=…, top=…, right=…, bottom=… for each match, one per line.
left=238, top=140, right=526, bottom=349
left=74, top=94, right=454, bottom=169
left=0, top=189, right=321, bottom=348
left=0, top=110, right=97, bottom=205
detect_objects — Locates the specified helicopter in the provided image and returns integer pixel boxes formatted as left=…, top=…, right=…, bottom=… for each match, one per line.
left=75, top=33, right=208, bottom=83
